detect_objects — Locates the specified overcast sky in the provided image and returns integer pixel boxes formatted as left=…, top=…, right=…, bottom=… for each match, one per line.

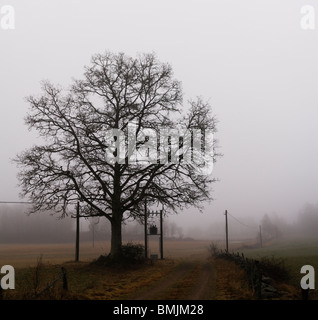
left=1, top=0, right=318, bottom=232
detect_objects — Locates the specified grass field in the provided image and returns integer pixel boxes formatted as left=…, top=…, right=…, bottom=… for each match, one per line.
left=237, top=237, right=318, bottom=298
left=0, top=242, right=111, bottom=268
left=0, top=239, right=212, bottom=268
left=0, top=239, right=215, bottom=300
left=1, top=237, right=317, bottom=300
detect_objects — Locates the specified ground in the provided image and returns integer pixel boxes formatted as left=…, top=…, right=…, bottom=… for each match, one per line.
left=131, top=260, right=216, bottom=300
left=0, top=239, right=310, bottom=300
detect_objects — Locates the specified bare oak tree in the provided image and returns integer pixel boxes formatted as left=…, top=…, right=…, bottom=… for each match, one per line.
left=15, top=52, right=219, bottom=259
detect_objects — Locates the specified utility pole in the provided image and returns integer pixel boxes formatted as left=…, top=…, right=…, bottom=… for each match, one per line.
left=160, top=209, right=163, bottom=260
left=75, top=202, right=80, bottom=262
left=259, top=225, right=262, bottom=248
left=92, top=218, right=99, bottom=248
left=92, top=222, right=95, bottom=248
left=225, top=210, right=229, bottom=252
left=144, top=199, right=148, bottom=259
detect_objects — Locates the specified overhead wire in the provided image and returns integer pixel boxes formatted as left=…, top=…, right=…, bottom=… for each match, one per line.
left=227, top=211, right=258, bottom=230
left=0, top=201, right=33, bottom=204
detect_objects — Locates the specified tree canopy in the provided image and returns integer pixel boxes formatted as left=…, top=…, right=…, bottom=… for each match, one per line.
left=15, top=51, right=220, bottom=258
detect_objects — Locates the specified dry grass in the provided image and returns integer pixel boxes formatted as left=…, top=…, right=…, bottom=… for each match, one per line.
left=76, top=259, right=178, bottom=300
left=211, top=256, right=301, bottom=300
left=212, top=257, right=255, bottom=300
left=2, top=258, right=180, bottom=300
left=156, top=262, right=202, bottom=300
left=0, top=239, right=309, bottom=300
left=0, top=240, right=213, bottom=300
left=0, top=242, right=111, bottom=268
left=0, top=240, right=211, bottom=268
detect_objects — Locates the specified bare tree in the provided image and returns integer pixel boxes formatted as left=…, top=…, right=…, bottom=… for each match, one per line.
left=15, top=51, right=219, bottom=260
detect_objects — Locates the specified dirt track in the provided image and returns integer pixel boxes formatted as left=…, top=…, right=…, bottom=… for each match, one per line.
left=132, top=259, right=216, bottom=300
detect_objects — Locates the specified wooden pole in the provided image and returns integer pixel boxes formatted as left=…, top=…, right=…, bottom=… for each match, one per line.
left=92, top=223, right=95, bottom=248
left=225, top=210, right=229, bottom=252
left=259, top=225, right=262, bottom=248
left=61, top=267, right=68, bottom=291
left=75, top=202, right=80, bottom=262
left=160, top=209, right=163, bottom=260
left=144, top=199, right=148, bottom=259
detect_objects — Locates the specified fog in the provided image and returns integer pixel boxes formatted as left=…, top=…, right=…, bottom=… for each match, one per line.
left=1, top=1, right=318, bottom=243
left=1, top=203, right=318, bottom=245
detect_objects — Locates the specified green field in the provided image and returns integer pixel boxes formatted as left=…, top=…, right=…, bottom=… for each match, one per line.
left=237, top=237, right=318, bottom=294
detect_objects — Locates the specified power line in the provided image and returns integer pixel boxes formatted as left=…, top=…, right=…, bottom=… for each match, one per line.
left=0, top=201, right=79, bottom=205
left=0, top=201, right=33, bottom=204
left=227, top=212, right=258, bottom=230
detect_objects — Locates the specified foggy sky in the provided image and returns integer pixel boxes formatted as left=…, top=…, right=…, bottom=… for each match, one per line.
left=1, top=0, right=318, bottom=234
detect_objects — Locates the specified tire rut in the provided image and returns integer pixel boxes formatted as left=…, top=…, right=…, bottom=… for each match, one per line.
left=132, top=260, right=216, bottom=300
left=185, top=261, right=216, bottom=300
left=133, top=261, right=196, bottom=300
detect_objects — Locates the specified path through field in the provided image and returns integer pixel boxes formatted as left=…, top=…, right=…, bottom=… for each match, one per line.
left=0, top=240, right=220, bottom=300
left=131, top=259, right=216, bottom=300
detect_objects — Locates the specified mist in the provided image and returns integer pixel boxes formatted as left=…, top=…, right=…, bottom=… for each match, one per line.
left=1, top=1, right=318, bottom=244
left=1, top=202, right=318, bottom=248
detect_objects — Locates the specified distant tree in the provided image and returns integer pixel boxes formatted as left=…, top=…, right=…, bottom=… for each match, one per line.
left=0, top=205, right=74, bottom=243
left=169, top=221, right=177, bottom=238
left=298, top=203, right=318, bottom=236
left=163, top=220, right=182, bottom=239
left=176, top=226, right=184, bottom=239
left=261, top=213, right=282, bottom=240
left=15, top=51, right=219, bottom=260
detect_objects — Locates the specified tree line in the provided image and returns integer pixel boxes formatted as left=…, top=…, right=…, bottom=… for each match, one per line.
left=0, top=204, right=186, bottom=244
left=260, top=203, right=318, bottom=241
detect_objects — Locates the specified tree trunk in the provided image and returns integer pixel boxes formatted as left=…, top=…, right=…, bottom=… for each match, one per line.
left=110, top=217, right=122, bottom=260
left=110, top=162, right=122, bottom=260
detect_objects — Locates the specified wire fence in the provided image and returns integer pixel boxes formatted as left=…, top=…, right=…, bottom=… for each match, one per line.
left=0, top=267, right=68, bottom=300
left=32, top=267, right=68, bottom=300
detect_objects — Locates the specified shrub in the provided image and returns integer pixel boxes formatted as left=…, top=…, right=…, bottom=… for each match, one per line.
left=209, top=242, right=220, bottom=257
left=93, top=243, right=145, bottom=267
left=121, top=243, right=145, bottom=264
left=258, top=256, right=291, bottom=282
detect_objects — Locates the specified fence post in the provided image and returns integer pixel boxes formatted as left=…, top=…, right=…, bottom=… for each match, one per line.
left=75, top=201, right=80, bottom=262
left=301, top=288, right=309, bottom=300
left=61, top=267, right=68, bottom=291
left=255, top=260, right=262, bottom=299
left=225, top=210, right=229, bottom=252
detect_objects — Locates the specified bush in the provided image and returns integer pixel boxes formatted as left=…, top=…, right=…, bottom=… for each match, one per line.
left=93, top=243, right=145, bottom=266
left=209, top=242, right=220, bottom=257
left=121, top=242, right=145, bottom=264
left=258, top=256, right=291, bottom=282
